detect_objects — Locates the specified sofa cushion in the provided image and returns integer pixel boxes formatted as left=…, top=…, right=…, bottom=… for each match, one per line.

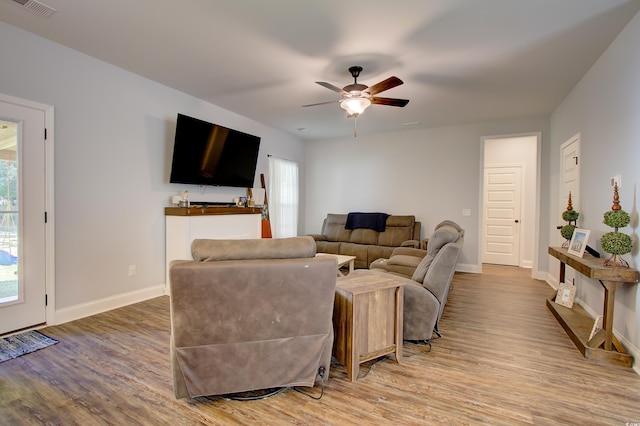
left=339, top=243, right=370, bottom=269
left=367, top=245, right=395, bottom=267
left=315, top=240, right=340, bottom=255
left=191, top=236, right=316, bottom=261
left=322, top=214, right=351, bottom=242
left=377, top=215, right=415, bottom=247
left=411, top=225, right=460, bottom=283
left=349, top=228, right=378, bottom=245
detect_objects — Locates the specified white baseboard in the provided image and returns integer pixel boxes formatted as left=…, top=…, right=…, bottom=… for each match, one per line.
left=53, top=285, right=165, bottom=326
left=531, top=269, right=547, bottom=280
left=456, top=262, right=482, bottom=273
left=621, top=336, right=640, bottom=375
left=545, top=271, right=558, bottom=288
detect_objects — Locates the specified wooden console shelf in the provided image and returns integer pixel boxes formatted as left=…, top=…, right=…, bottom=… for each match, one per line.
left=547, top=247, right=638, bottom=367
left=165, top=206, right=262, bottom=216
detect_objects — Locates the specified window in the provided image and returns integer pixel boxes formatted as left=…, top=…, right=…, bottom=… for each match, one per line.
left=268, top=156, right=299, bottom=238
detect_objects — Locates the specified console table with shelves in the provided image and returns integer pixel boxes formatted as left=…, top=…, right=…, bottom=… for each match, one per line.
left=547, top=246, right=638, bottom=367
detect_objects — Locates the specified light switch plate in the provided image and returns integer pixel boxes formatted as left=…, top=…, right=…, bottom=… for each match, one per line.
left=610, top=175, right=621, bottom=188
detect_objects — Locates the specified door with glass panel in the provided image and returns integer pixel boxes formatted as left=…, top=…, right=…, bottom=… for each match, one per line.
left=0, top=100, right=46, bottom=335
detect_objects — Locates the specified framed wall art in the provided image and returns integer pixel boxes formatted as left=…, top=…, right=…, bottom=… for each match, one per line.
left=568, top=228, right=590, bottom=258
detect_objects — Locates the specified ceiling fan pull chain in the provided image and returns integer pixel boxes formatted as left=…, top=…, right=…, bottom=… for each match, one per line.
left=353, top=116, right=358, bottom=138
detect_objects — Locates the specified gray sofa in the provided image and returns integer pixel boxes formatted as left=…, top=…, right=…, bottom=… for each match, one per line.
left=308, top=213, right=421, bottom=269
left=169, top=236, right=336, bottom=398
left=358, top=221, right=464, bottom=341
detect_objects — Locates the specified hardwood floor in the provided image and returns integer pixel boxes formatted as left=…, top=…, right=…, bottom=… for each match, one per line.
left=2, top=264, right=640, bottom=425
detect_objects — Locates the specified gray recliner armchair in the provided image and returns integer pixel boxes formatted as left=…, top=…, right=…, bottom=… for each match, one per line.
left=169, top=236, right=337, bottom=399
left=362, top=221, right=464, bottom=341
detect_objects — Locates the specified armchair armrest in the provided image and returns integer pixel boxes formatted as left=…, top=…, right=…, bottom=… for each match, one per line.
left=401, top=239, right=420, bottom=248
left=390, top=246, right=428, bottom=258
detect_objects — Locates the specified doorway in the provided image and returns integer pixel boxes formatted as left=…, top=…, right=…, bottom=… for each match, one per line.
left=0, top=94, right=54, bottom=335
left=481, top=134, right=540, bottom=270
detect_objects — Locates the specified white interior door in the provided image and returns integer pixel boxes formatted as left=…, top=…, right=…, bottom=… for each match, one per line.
left=560, top=135, right=580, bottom=284
left=0, top=100, right=46, bottom=334
left=483, top=166, right=522, bottom=266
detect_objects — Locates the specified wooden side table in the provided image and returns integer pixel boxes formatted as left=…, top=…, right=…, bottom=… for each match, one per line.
left=332, top=273, right=404, bottom=381
left=548, top=247, right=638, bottom=367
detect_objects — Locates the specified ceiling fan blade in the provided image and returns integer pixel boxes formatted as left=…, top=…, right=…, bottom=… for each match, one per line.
left=371, top=97, right=410, bottom=107
left=302, top=100, right=340, bottom=107
left=366, top=76, right=404, bottom=96
left=316, top=81, right=346, bottom=94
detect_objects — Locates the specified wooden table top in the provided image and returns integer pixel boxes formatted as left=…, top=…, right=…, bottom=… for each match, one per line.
left=337, top=272, right=404, bottom=294
left=548, top=246, right=638, bottom=283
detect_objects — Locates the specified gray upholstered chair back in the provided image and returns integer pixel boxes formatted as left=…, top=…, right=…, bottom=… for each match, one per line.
left=169, top=236, right=336, bottom=398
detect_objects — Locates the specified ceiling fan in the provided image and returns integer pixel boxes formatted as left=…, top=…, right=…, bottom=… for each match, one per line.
left=303, top=66, right=410, bottom=118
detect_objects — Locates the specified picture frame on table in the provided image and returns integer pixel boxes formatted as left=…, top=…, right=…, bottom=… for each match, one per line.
left=568, top=228, right=590, bottom=257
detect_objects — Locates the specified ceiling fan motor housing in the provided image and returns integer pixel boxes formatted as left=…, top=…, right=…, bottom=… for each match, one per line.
left=349, top=66, right=363, bottom=78
left=345, top=66, right=368, bottom=94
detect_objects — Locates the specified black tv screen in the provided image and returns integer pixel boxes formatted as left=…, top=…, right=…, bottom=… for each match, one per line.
left=169, top=114, right=261, bottom=188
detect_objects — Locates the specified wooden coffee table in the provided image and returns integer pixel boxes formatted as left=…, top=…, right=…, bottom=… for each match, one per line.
left=316, top=253, right=356, bottom=276
left=332, top=273, right=404, bottom=381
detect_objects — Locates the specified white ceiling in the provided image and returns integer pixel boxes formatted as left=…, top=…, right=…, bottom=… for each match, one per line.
left=1, top=0, right=639, bottom=140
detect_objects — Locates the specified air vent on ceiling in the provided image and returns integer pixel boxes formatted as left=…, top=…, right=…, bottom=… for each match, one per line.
left=11, top=0, right=56, bottom=18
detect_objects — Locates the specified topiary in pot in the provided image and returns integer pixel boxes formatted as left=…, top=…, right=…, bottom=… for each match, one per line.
left=601, top=184, right=632, bottom=267
left=603, top=209, right=630, bottom=228
left=601, top=232, right=632, bottom=255
left=561, top=224, right=576, bottom=241
left=560, top=192, right=579, bottom=248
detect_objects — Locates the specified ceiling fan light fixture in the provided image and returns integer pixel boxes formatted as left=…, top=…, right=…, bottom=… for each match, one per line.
left=340, top=97, right=371, bottom=116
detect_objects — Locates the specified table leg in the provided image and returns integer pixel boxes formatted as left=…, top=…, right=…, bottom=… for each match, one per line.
left=601, top=280, right=621, bottom=351
left=395, top=286, right=403, bottom=364
left=347, top=299, right=358, bottom=382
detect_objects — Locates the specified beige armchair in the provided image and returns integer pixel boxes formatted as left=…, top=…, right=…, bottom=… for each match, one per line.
left=169, top=236, right=337, bottom=398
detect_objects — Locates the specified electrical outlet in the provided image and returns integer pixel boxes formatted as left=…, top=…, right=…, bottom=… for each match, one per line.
left=128, top=265, right=137, bottom=277
left=462, top=208, right=471, bottom=217
left=610, top=175, right=621, bottom=188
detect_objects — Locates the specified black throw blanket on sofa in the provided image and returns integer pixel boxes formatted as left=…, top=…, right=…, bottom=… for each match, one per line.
left=345, top=212, right=390, bottom=232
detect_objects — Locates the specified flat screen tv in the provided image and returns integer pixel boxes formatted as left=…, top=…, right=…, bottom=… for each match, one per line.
left=169, top=113, right=261, bottom=188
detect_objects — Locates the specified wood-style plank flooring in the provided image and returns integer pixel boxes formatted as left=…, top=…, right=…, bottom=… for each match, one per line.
left=2, top=264, right=640, bottom=425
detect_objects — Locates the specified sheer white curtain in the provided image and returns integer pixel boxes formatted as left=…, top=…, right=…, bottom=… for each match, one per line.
left=268, top=156, right=299, bottom=238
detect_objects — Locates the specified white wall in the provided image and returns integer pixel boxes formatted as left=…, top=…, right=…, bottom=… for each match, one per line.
left=549, top=11, right=640, bottom=357
left=0, top=22, right=305, bottom=317
left=304, top=118, right=550, bottom=273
